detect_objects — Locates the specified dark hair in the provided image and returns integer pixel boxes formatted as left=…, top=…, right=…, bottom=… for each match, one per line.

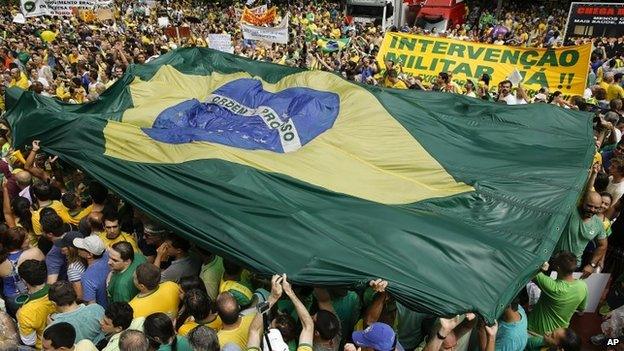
left=560, top=328, right=581, bottom=351
left=136, top=263, right=160, bottom=290
left=222, top=260, right=243, bottom=277
left=106, top=302, right=135, bottom=330
left=112, top=241, right=135, bottom=262
left=144, top=313, right=177, bottom=351
left=600, top=191, right=613, bottom=203
left=187, top=326, right=219, bottom=351
left=498, top=79, right=512, bottom=88
left=507, top=295, right=520, bottom=312
left=185, top=289, right=213, bottom=321
left=43, top=322, right=76, bottom=348
left=553, top=251, right=578, bottom=276
left=40, top=209, right=65, bottom=237
left=103, top=209, right=119, bottom=223
left=18, top=259, right=47, bottom=286
left=595, top=172, right=610, bottom=193
left=49, top=280, right=77, bottom=306
left=32, top=182, right=52, bottom=202
left=61, top=192, right=79, bottom=210
left=1, top=226, right=26, bottom=251
left=314, top=310, right=340, bottom=341
left=438, top=72, right=450, bottom=83
left=168, top=235, right=190, bottom=252
left=11, top=196, right=33, bottom=232
left=216, top=293, right=240, bottom=325
left=274, top=313, right=297, bottom=342
left=615, top=73, right=623, bottom=82
left=88, top=181, right=108, bottom=205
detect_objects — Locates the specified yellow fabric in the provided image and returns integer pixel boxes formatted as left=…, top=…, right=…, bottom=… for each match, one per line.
left=607, top=83, right=624, bottom=101
left=386, top=79, right=408, bottom=89
left=71, top=204, right=92, bottom=223
left=129, top=281, right=181, bottom=319
left=217, top=314, right=255, bottom=348
left=104, top=68, right=472, bottom=205
left=98, top=231, right=140, bottom=252
left=9, top=72, right=29, bottom=90
left=178, top=316, right=223, bottom=336
left=297, top=345, right=313, bottom=351
left=594, top=152, right=602, bottom=166
left=376, top=32, right=592, bottom=96
left=17, top=293, right=55, bottom=349
left=598, top=81, right=609, bottom=92
left=40, top=30, right=58, bottom=43
left=32, top=200, right=78, bottom=235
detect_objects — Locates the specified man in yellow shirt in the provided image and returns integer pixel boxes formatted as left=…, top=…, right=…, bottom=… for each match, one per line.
left=216, top=292, right=255, bottom=349
left=129, top=262, right=181, bottom=319
left=99, top=211, right=139, bottom=252
left=384, top=69, right=408, bottom=90
left=607, top=73, right=624, bottom=101
left=9, top=68, right=29, bottom=90
left=31, top=182, right=78, bottom=236
left=16, top=260, right=56, bottom=349
left=177, top=289, right=222, bottom=336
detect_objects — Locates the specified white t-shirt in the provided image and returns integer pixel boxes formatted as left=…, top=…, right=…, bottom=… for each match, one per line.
left=502, top=93, right=527, bottom=105
left=607, top=177, right=624, bottom=204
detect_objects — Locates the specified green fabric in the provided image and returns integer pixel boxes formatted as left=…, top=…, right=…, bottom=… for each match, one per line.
left=525, top=335, right=545, bottom=351
left=4, top=47, right=595, bottom=322
left=396, top=302, right=428, bottom=349
left=527, top=273, right=588, bottom=335
left=200, top=255, right=224, bottom=300
left=107, top=253, right=147, bottom=303
left=554, top=208, right=606, bottom=265
left=331, top=290, right=361, bottom=337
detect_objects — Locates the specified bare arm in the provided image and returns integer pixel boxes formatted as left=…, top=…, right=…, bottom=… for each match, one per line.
left=282, top=275, right=314, bottom=345
left=363, top=279, right=388, bottom=327
left=2, top=180, right=16, bottom=227
left=515, top=83, right=529, bottom=102
left=247, top=275, right=283, bottom=349
left=24, top=140, right=50, bottom=181
left=314, top=287, right=335, bottom=314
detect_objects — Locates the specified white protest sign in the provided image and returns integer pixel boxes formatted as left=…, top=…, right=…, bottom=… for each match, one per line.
left=241, top=13, right=289, bottom=44
left=208, top=34, right=234, bottom=54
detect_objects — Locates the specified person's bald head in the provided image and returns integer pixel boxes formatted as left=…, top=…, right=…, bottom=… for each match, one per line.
left=15, top=171, right=32, bottom=189
left=119, top=330, right=149, bottom=351
left=581, top=191, right=602, bottom=219
left=216, top=292, right=240, bottom=326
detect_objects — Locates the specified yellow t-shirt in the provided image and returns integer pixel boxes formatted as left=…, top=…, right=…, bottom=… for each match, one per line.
left=71, top=205, right=92, bottom=223
left=129, top=281, right=181, bottom=319
left=217, top=314, right=255, bottom=348
left=607, top=83, right=624, bottom=101
left=98, top=231, right=140, bottom=252
left=387, top=80, right=408, bottom=89
left=32, top=200, right=78, bottom=235
left=178, top=316, right=223, bottom=336
left=248, top=344, right=312, bottom=351
left=9, top=72, right=30, bottom=90
left=219, top=280, right=253, bottom=306
left=16, top=287, right=56, bottom=349
left=40, top=30, right=58, bottom=43
left=599, top=81, right=610, bottom=92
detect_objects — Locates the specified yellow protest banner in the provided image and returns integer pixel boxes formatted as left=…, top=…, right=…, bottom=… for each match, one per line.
left=376, top=32, right=592, bottom=96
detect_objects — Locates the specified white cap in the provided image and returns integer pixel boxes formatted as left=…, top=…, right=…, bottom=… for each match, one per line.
left=73, top=235, right=106, bottom=256
left=262, top=329, right=289, bottom=351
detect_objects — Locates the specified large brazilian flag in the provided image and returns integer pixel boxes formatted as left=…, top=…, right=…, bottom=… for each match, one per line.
left=5, top=48, right=594, bottom=322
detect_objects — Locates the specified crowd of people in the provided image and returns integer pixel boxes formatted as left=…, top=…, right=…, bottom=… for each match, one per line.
left=0, top=0, right=623, bottom=350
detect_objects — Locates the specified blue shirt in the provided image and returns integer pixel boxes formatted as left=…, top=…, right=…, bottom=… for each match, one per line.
left=603, top=149, right=616, bottom=170
left=45, top=245, right=67, bottom=281
left=82, top=252, right=110, bottom=308
left=495, top=305, right=528, bottom=351
left=50, top=303, right=105, bottom=344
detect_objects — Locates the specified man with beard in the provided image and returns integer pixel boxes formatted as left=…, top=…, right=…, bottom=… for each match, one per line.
left=496, top=80, right=528, bottom=105
left=554, top=191, right=607, bottom=278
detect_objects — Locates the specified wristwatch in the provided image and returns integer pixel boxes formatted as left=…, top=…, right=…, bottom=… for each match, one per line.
left=590, top=262, right=597, bottom=268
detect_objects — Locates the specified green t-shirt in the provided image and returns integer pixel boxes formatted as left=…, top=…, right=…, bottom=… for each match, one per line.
left=107, top=253, right=147, bottom=303
left=331, top=290, right=361, bottom=339
left=525, top=335, right=545, bottom=351
left=200, top=255, right=224, bottom=300
left=527, top=273, right=588, bottom=334
left=554, top=208, right=606, bottom=265
left=158, top=336, right=192, bottom=351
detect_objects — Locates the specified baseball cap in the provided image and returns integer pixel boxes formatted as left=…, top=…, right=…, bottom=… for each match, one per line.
left=352, top=323, right=400, bottom=351
left=73, top=235, right=105, bottom=255
left=54, top=231, right=84, bottom=248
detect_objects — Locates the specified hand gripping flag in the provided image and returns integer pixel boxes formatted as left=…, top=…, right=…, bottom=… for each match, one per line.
left=4, top=48, right=594, bottom=322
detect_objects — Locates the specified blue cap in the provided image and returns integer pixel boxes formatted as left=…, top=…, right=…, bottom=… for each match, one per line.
left=352, top=323, right=397, bottom=351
